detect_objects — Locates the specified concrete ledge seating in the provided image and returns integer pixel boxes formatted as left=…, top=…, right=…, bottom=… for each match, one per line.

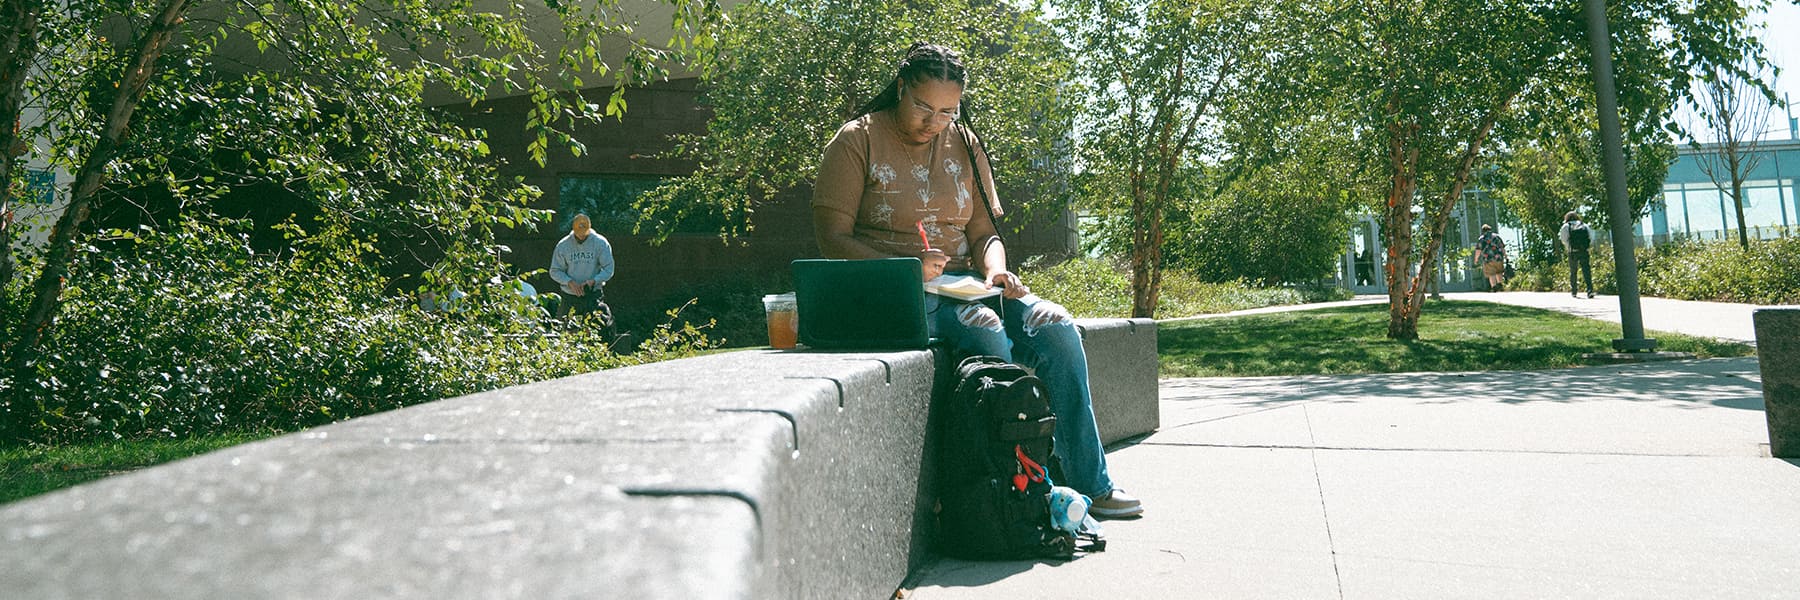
left=1, top=318, right=1159, bottom=599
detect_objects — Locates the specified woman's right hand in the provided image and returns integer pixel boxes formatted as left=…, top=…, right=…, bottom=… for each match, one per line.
left=919, top=248, right=948, bottom=281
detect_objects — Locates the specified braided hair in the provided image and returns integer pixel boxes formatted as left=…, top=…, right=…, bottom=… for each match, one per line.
left=853, top=42, right=969, bottom=118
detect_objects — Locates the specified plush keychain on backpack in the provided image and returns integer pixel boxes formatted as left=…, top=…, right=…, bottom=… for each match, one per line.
left=1048, top=485, right=1108, bottom=553
left=1046, top=486, right=1090, bottom=534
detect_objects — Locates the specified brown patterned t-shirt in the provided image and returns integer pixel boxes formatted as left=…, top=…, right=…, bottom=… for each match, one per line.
left=812, top=113, right=999, bottom=273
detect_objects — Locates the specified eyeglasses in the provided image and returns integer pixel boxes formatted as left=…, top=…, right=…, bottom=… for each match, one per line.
left=906, top=97, right=960, bottom=125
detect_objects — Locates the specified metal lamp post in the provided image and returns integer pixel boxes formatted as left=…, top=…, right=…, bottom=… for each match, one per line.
left=1581, top=0, right=1658, bottom=352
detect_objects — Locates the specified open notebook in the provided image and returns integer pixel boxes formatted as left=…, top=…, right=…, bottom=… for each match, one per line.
left=792, top=258, right=931, bottom=349
left=925, top=274, right=1002, bottom=301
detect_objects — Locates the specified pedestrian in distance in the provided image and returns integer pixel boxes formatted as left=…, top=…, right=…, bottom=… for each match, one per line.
left=1475, top=224, right=1507, bottom=292
left=1354, top=249, right=1374, bottom=286
left=1559, top=211, right=1595, bottom=298
left=549, top=213, right=616, bottom=327
left=811, top=42, right=1142, bottom=519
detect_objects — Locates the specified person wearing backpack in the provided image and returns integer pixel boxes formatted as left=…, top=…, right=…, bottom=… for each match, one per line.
left=1476, top=224, right=1508, bottom=292
left=1559, top=211, right=1595, bottom=298
left=812, top=43, right=1142, bottom=520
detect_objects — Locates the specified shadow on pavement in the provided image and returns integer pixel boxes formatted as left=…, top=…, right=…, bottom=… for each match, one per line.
left=904, top=555, right=1090, bottom=590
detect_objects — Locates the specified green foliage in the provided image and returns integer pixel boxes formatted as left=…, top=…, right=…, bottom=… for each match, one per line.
left=1021, top=256, right=1350, bottom=319
left=1172, top=150, right=1360, bottom=285
left=1082, top=164, right=1355, bottom=287
left=2, top=219, right=718, bottom=445
left=1051, top=0, right=1272, bottom=316
left=1490, top=90, right=1675, bottom=257
left=636, top=0, right=1076, bottom=241
left=1638, top=237, right=1800, bottom=304
left=1514, top=243, right=1617, bottom=294
left=1511, top=237, right=1800, bottom=305
left=1159, top=301, right=1753, bottom=378
left=1, top=0, right=725, bottom=442
left=1235, top=0, right=1759, bottom=339
left=1492, top=144, right=1597, bottom=264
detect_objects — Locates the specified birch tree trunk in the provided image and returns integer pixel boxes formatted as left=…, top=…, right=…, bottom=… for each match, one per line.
left=5, top=0, right=191, bottom=441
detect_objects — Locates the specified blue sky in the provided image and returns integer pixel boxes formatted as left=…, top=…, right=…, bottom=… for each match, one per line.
left=1750, top=1, right=1799, bottom=141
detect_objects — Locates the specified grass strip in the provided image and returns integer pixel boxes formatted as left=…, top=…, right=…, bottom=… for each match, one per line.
left=1, top=431, right=279, bottom=505
left=1159, top=300, right=1755, bottom=378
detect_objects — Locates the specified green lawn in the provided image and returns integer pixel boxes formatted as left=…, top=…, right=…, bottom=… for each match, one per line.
left=1159, top=300, right=1755, bottom=378
left=1, top=431, right=278, bottom=505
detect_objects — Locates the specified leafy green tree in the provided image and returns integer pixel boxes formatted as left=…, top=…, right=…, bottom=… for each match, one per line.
left=635, top=0, right=1075, bottom=242
left=1265, top=0, right=1762, bottom=340
left=1491, top=58, right=1679, bottom=266
left=0, top=0, right=722, bottom=442
left=1049, top=0, right=1270, bottom=318
left=1492, top=143, right=1593, bottom=263
left=13, top=215, right=717, bottom=444
left=1170, top=157, right=1361, bottom=286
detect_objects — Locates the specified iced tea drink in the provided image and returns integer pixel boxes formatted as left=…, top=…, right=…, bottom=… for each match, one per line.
left=762, top=293, right=798, bottom=349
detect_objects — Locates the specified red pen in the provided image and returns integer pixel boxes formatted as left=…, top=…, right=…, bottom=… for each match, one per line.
left=916, top=221, right=932, bottom=250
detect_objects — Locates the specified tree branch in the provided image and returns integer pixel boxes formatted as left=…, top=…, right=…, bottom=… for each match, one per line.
left=8, top=0, right=192, bottom=391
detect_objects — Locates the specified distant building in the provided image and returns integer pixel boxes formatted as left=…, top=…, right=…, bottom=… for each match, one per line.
left=1644, top=137, right=1800, bottom=245
left=9, top=105, right=67, bottom=249
left=1332, top=191, right=1511, bottom=295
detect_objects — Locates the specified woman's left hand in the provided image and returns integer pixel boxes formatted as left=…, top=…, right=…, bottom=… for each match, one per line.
left=986, top=271, right=1030, bottom=299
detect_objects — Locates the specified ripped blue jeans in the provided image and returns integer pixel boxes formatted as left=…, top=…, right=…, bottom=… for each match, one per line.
left=928, top=284, right=1115, bottom=497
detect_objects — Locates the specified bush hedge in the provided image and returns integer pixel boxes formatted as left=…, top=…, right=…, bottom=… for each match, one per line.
left=1513, top=236, right=1800, bottom=305
left=2, top=220, right=717, bottom=445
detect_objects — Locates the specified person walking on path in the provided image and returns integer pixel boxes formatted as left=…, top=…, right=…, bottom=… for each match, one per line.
left=1559, top=211, right=1595, bottom=298
left=1476, top=224, right=1507, bottom=292
left=811, top=42, right=1142, bottom=519
left=549, top=213, right=615, bottom=325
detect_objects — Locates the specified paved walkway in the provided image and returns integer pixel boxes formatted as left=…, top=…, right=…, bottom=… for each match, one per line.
left=905, top=297, right=1796, bottom=599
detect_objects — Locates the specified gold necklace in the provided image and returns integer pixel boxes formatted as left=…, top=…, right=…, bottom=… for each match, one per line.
left=886, top=111, right=934, bottom=195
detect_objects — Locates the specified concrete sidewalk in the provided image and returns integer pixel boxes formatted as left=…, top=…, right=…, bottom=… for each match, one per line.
left=904, top=358, right=1800, bottom=599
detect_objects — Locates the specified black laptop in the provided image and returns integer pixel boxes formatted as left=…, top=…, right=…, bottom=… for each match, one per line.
left=791, top=258, right=931, bottom=349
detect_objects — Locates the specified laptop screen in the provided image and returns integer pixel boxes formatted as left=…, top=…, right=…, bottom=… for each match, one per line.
left=792, top=258, right=930, bottom=349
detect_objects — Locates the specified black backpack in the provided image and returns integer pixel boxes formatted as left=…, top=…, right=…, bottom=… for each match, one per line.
left=1569, top=223, right=1591, bottom=251
left=935, top=355, right=1101, bottom=560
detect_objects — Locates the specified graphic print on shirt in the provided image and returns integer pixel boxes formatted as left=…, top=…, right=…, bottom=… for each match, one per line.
left=872, top=163, right=897, bottom=188
left=912, top=162, right=933, bottom=207
left=922, top=214, right=943, bottom=241
left=870, top=163, right=898, bottom=226
left=945, top=159, right=969, bottom=210
left=871, top=201, right=895, bottom=226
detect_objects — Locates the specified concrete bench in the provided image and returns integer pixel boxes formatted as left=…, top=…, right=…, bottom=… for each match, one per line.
left=1755, top=308, right=1798, bottom=458
left=0, top=318, right=1158, bottom=599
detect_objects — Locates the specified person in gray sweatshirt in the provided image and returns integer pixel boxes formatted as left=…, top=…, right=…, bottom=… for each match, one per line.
left=550, top=213, right=615, bottom=321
